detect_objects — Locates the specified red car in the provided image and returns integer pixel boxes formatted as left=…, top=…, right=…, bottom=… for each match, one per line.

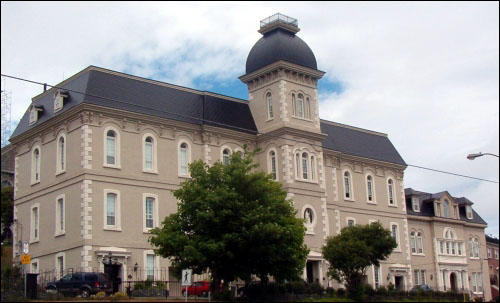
left=181, top=281, right=221, bottom=297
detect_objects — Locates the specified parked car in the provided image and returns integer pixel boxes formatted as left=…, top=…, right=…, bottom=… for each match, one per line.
left=410, top=284, right=434, bottom=292
left=45, top=272, right=112, bottom=298
left=181, top=280, right=222, bottom=297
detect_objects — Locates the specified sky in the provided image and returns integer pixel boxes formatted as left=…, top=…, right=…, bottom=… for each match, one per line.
left=1, top=2, right=499, bottom=237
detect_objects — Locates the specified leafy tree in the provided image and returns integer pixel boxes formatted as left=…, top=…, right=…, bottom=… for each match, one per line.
left=322, top=222, right=396, bottom=299
left=149, top=148, right=308, bottom=291
left=1, top=186, right=14, bottom=230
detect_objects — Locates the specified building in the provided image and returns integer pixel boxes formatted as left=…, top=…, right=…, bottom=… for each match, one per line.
left=8, top=13, right=490, bottom=300
left=1, top=144, right=15, bottom=187
left=406, top=188, right=491, bottom=300
left=486, top=235, right=499, bottom=299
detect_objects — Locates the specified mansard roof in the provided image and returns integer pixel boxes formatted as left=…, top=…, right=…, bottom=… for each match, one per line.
left=405, top=188, right=487, bottom=225
left=11, top=66, right=405, bottom=166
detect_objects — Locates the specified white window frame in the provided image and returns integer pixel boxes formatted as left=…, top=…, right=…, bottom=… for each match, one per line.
left=342, top=168, right=354, bottom=201
left=410, top=231, right=416, bottom=254
left=373, top=265, right=382, bottom=289
left=103, top=189, right=121, bottom=231
left=365, top=173, right=376, bottom=204
left=346, top=217, right=356, bottom=227
left=56, top=132, right=66, bottom=175
left=30, top=203, right=40, bottom=243
left=143, top=250, right=160, bottom=281
left=443, top=200, right=450, bottom=218
left=55, top=252, right=65, bottom=280
left=466, top=205, right=473, bottom=219
left=267, top=148, right=278, bottom=180
left=31, top=258, right=39, bottom=274
left=387, top=177, right=396, bottom=206
left=297, top=93, right=304, bottom=118
left=221, top=146, right=232, bottom=166
left=266, top=92, right=273, bottom=119
left=53, top=90, right=66, bottom=113
left=305, top=97, right=311, bottom=119
left=143, top=193, right=159, bottom=233
left=416, top=232, right=424, bottom=254
left=487, top=248, right=491, bottom=259
left=435, top=202, right=441, bottom=217
left=142, top=133, right=158, bottom=174
left=473, top=237, right=479, bottom=258
left=421, top=270, right=426, bottom=285
left=29, top=106, right=41, bottom=125
left=412, top=197, right=420, bottom=212
left=414, top=269, right=420, bottom=285
left=103, top=126, right=121, bottom=169
left=178, top=139, right=192, bottom=177
left=390, top=222, right=400, bottom=251
left=55, top=194, right=65, bottom=236
left=31, top=145, right=41, bottom=185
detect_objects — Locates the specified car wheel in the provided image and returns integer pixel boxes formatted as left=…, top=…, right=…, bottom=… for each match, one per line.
left=80, top=288, right=91, bottom=298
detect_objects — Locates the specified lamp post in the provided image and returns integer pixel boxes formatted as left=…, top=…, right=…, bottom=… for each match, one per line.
left=467, top=152, right=499, bottom=160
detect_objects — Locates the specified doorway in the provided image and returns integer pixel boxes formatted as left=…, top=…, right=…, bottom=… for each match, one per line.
left=306, top=261, right=314, bottom=283
left=104, top=264, right=122, bottom=293
left=394, top=276, right=404, bottom=291
left=450, top=273, right=457, bottom=292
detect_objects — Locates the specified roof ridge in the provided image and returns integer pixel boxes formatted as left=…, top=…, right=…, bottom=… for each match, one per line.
left=320, top=119, right=388, bottom=137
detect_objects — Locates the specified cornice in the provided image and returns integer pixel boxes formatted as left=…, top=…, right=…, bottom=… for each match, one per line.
left=407, top=214, right=487, bottom=229
left=323, top=149, right=407, bottom=171
left=258, top=126, right=327, bottom=143
left=239, top=60, right=325, bottom=84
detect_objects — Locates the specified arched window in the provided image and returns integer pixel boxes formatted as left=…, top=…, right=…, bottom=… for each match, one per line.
left=344, top=171, right=351, bottom=199
left=367, top=175, right=374, bottom=202
left=306, top=97, right=311, bottom=119
left=179, top=143, right=188, bottom=175
left=297, top=94, right=304, bottom=118
left=417, top=232, right=423, bottom=254
left=106, top=130, right=116, bottom=165
left=473, top=238, right=479, bottom=258
left=388, top=179, right=394, bottom=205
left=58, top=136, right=65, bottom=172
left=144, top=136, right=153, bottom=170
left=302, top=152, right=308, bottom=179
left=267, top=92, right=273, bottom=119
left=270, top=150, right=277, bottom=180
left=410, top=231, right=416, bottom=253
left=223, top=148, right=231, bottom=165
left=32, top=148, right=41, bottom=183
left=310, top=156, right=315, bottom=180
left=443, top=200, right=450, bottom=218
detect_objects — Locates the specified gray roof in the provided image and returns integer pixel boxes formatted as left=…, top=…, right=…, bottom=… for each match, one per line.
left=11, top=66, right=406, bottom=166
left=320, top=121, right=406, bottom=166
left=246, top=28, right=318, bottom=74
left=405, top=188, right=487, bottom=225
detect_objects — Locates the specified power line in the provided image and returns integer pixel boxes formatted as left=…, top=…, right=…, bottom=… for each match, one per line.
left=2, top=73, right=498, bottom=184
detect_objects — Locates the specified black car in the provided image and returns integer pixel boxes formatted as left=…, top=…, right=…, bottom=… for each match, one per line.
left=410, top=284, right=434, bottom=292
left=45, top=272, right=111, bottom=298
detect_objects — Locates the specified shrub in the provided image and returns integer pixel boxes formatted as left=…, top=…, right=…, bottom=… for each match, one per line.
left=336, top=288, right=346, bottom=297
left=363, top=284, right=375, bottom=297
left=110, top=291, right=127, bottom=301
left=288, top=281, right=306, bottom=295
left=95, top=291, right=107, bottom=298
left=473, top=296, right=484, bottom=302
left=308, top=282, right=323, bottom=295
left=325, top=287, right=335, bottom=296
left=375, top=286, right=388, bottom=296
left=387, top=282, right=395, bottom=292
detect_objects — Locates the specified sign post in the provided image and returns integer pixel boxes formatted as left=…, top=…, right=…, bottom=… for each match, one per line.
left=22, top=241, right=29, bottom=298
left=181, top=269, right=192, bottom=303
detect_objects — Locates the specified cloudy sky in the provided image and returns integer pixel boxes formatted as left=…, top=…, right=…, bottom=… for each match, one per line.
left=2, top=2, right=499, bottom=237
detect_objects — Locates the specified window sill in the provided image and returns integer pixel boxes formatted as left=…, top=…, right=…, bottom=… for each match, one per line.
left=56, top=170, right=66, bottom=176
left=367, top=201, right=377, bottom=205
left=295, top=178, right=318, bottom=184
left=469, top=257, right=480, bottom=260
left=143, top=170, right=158, bottom=175
left=266, top=118, right=274, bottom=122
left=388, top=204, right=398, bottom=208
left=344, top=198, right=355, bottom=202
left=292, top=115, right=313, bottom=122
left=392, top=249, right=402, bottom=253
left=103, top=227, right=122, bottom=232
left=412, top=253, right=426, bottom=257
left=54, top=232, right=65, bottom=237
left=31, top=180, right=40, bottom=186
left=103, top=164, right=121, bottom=169
left=30, top=239, right=39, bottom=244
left=178, top=174, right=191, bottom=179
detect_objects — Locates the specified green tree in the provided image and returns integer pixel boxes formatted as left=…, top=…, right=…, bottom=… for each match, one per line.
left=149, top=148, right=308, bottom=291
left=322, top=222, right=397, bottom=299
left=1, top=186, right=14, bottom=232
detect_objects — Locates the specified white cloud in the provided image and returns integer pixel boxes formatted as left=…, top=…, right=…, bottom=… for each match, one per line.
left=1, top=2, right=498, bottom=236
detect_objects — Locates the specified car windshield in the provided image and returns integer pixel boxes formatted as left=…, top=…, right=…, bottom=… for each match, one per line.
left=62, top=274, right=72, bottom=281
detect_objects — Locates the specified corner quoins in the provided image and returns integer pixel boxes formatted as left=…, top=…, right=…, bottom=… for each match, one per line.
left=321, top=197, right=329, bottom=240
left=81, top=125, right=92, bottom=169
left=281, top=144, right=293, bottom=184
left=14, top=156, right=19, bottom=198
left=81, top=245, right=93, bottom=270
left=279, top=80, right=289, bottom=122
left=81, top=180, right=93, bottom=240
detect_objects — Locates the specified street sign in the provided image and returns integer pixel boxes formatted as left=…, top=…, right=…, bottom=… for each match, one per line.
left=181, top=269, right=192, bottom=286
left=21, top=254, right=31, bottom=264
left=23, top=241, right=29, bottom=254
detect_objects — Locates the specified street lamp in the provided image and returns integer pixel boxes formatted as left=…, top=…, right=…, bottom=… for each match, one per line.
left=467, top=152, right=499, bottom=160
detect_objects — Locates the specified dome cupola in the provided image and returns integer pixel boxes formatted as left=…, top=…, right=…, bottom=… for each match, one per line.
left=245, top=13, right=318, bottom=74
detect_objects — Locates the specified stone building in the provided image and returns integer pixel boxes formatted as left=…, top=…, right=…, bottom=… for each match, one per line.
left=486, top=235, right=499, bottom=299
left=8, top=13, right=490, bottom=300
left=1, top=144, right=15, bottom=187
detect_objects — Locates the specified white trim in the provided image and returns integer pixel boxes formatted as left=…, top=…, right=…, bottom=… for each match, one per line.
left=55, top=194, right=66, bottom=236
left=266, top=91, right=274, bottom=120
left=267, top=147, right=279, bottom=181
left=386, top=177, right=397, bottom=206
left=31, top=144, right=41, bottom=185
left=103, top=189, right=121, bottom=231
left=412, top=196, right=420, bottom=212
left=466, top=205, right=473, bottom=220
left=30, top=258, right=40, bottom=274
left=143, top=250, right=160, bottom=281
left=372, top=265, right=383, bottom=288
left=53, top=90, right=66, bottom=113
left=342, top=167, right=355, bottom=202
left=178, top=139, right=192, bottom=177
left=143, top=193, right=159, bottom=233
left=103, top=125, right=121, bottom=169
left=365, top=172, right=376, bottom=204
left=142, top=132, right=158, bottom=174
left=301, top=204, right=317, bottom=235
left=345, top=217, right=356, bottom=227
left=30, top=203, right=40, bottom=243
left=56, top=132, right=67, bottom=175
left=55, top=252, right=66, bottom=280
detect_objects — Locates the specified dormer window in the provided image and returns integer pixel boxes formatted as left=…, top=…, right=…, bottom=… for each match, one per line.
left=443, top=200, right=450, bottom=218
left=466, top=205, right=473, bottom=219
left=29, top=105, right=43, bottom=125
left=53, top=90, right=68, bottom=113
left=412, top=197, right=420, bottom=212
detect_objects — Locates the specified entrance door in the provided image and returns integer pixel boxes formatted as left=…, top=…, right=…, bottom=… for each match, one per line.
left=306, top=261, right=314, bottom=283
left=450, top=273, right=457, bottom=292
left=104, top=264, right=122, bottom=293
left=394, top=276, right=404, bottom=291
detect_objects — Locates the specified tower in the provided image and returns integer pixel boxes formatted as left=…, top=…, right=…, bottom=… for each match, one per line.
left=1, top=77, right=12, bottom=147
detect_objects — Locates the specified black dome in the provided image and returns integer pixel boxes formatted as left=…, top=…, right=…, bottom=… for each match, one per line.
left=246, top=28, right=318, bottom=74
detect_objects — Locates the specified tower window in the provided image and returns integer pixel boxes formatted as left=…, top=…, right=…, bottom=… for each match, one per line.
left=267, top=92, right=273, bottom=119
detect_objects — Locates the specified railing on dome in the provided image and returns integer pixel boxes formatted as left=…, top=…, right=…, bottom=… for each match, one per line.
left=260, top=13, right=298, bottom=29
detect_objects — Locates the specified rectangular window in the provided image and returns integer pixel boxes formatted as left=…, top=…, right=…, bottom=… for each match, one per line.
left=446, top=241, right=450, bottom=254
left=391, top=225, right=399, bottom=248
left=412, top=197, right=419, bottom=212
left=57, top=256, right=64, bottom=279
left=31, top=261, right=38, bottom=274
left=414, top=270, right=420, bottom=285
left=458, top=242, right=463, bottom=256
left=443, top=271, right=447, bottom=291
left=417, top=237, right=423, bottom=254
left=495, top=249, right=498, bottom=259
left=57, top=198, right=64, bottom=234
left=180, top=148, right=187, bottom=175
left=488, top=248, right=491, bottom=258
left=145, top=197, right=154, bottom=229
left=107, top=194, right=116, bottom=226
left=477, top=273, right=482, bottom=292
left=451, top=242, right=456, bottom=255
left=146, top=255, right=155, bottom=281
left=106, top=137, right=115, bottom=165
left=348, top=220, right=354, bottom=227
left=32, top=207, right=39, bottom=241
left=411, top=236, right=416, bottom=253
left=435, top=203, right=441, bottom=217
left=466, top=206, right=473, bottom=219
left=440, top=241, right=444, bottom=254
left=374, top=266, right=380, bottom=289
left=421, top=270, right=426, bottom=285
left=302, top=157, right=308, bottom=179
